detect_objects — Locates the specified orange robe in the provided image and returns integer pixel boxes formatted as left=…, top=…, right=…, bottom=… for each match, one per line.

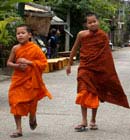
left=8, top=42, right=52, bottom=116
left=76, top=29, right=129, bottom=109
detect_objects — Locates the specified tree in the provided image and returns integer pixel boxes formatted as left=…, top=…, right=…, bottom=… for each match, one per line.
left=0, top=0, right=33, bottom=68
left=35, top=0, right=120, bottom=50
left=0, top=0, right=33, bottom=47
left=35, top=0, right=120, bottom=32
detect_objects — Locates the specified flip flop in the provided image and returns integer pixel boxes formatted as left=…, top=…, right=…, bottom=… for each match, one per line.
left=10, top=132, right=23, bottom=138
left=74, top=124, right=88, bottom=132
left=89, top=123, right=98, bottom=130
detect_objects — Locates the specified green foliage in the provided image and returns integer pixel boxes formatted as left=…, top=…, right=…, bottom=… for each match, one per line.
left=0, top=17, right=23, bottom=48
left=0, top=0, right=33, bottom=9
left=0, top=0, right=32, bottom=48
left=36, top=0, right=120, bottom=33
left=33, top=0, right=121, bottom=50
left=0, top=0, right=33, bottom=17
left=99, top=19, right=110, bottom=33
left=89, top=0, right=118, bottom=18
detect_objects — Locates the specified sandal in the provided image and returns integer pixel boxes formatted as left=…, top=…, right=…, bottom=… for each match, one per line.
left=89, top=123, right=98, bottom=130
left=10, top=132, right=23, bottom=138
left=74, top=124, right=88, bottom=132
left=29, top=118, right=37, bottom=130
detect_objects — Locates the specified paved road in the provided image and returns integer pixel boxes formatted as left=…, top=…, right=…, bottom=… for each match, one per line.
left=1, top=47, right=130, bottom=140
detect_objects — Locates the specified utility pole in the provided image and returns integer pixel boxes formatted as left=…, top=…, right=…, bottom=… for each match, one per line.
left=65, top=9, right=70, bottom=51
left=117, top=0, right=126, bottom=46
left=118, top=0, right=130, bottom=46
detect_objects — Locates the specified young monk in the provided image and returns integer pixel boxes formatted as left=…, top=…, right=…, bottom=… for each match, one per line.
left=7, top=24, right=52, bottom=138
left=66, top=12, right=129, bottom=132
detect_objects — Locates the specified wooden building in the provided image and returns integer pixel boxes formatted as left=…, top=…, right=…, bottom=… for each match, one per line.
left=19, top=2, right=53, bottom=36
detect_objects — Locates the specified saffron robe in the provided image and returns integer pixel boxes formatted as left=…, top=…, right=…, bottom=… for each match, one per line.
left=76, top=29, right=129, bottom=108
left=8, top=42, right=52, bottom=116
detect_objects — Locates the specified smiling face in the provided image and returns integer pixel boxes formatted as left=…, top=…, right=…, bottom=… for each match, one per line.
left=16, top=26, right=32, bottom=44
left=86, top=15, right=99, bottom=31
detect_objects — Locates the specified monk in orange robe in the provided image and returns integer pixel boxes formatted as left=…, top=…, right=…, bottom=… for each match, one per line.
left=66, top=13, right=129, bottom=132
left=7, top=24, right=52, bottom=138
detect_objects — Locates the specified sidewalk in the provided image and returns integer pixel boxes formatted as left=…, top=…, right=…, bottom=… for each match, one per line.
left=112, top=46, right=122, bottom=51
left=0, top=68, right=11, bottom=82
left=0, top=46, right=130, bottom=140
left=0, top=74, right=10, bottom=81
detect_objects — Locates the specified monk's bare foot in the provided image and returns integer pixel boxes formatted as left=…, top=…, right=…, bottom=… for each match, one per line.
left=10, top=129, right=22, bottom=138
left=75, top=124, right=88, bottom=132
left=89, top=121, right=98, bottom=130
left=29, top=115, right=37, bottom=130
left=74, top=121, right=88, bottom=132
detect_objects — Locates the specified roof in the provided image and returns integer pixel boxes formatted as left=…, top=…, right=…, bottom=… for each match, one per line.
left=23, top=3, right=66, bottom=25
left=51, top=16, right=67, bottom=25
left=24, top=2, right=53, bottom=18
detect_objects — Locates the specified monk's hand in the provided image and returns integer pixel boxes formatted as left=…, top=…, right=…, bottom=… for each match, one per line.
left=66, top=65, right=71, bottom=75
left=18, top=63, right=28, bottom=71
left=17, top=58, right=32, bottom=65
left=17, top=58, right=27, bottom=64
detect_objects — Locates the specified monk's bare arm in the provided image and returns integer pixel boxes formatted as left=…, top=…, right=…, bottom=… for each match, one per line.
left=66, top=32, right=81, bottom=75
left=7, top=46, right=19, bottom=68
left=68, top=32, right=81, bottom=66
left=7, top=46, right=29, bottom=71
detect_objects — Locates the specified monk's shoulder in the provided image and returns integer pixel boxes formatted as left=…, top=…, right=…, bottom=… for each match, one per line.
left=31, top=41, right=43, bottom=52
left=98, top=29, right=108, bottom=37
left=13, top=44, right=20, bottom=49
left=11, top=44, right=21, bottom=52
left=31, top=41, right=40, bottom=48
left=78, top=30, right=89, bottom=39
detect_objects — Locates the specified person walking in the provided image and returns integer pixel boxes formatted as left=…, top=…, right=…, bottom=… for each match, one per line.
left=7, top=24, right=52, bottom=138
left=66, top=12, right=129, bottom=132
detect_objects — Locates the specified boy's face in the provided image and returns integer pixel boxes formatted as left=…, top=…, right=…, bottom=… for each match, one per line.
left=16, top=26, right=32, bottom=44
left=86, top=15, right=99, bottom=31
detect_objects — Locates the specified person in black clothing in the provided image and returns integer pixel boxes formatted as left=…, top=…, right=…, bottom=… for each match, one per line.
left=48, top=28, right=59, bottom=58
